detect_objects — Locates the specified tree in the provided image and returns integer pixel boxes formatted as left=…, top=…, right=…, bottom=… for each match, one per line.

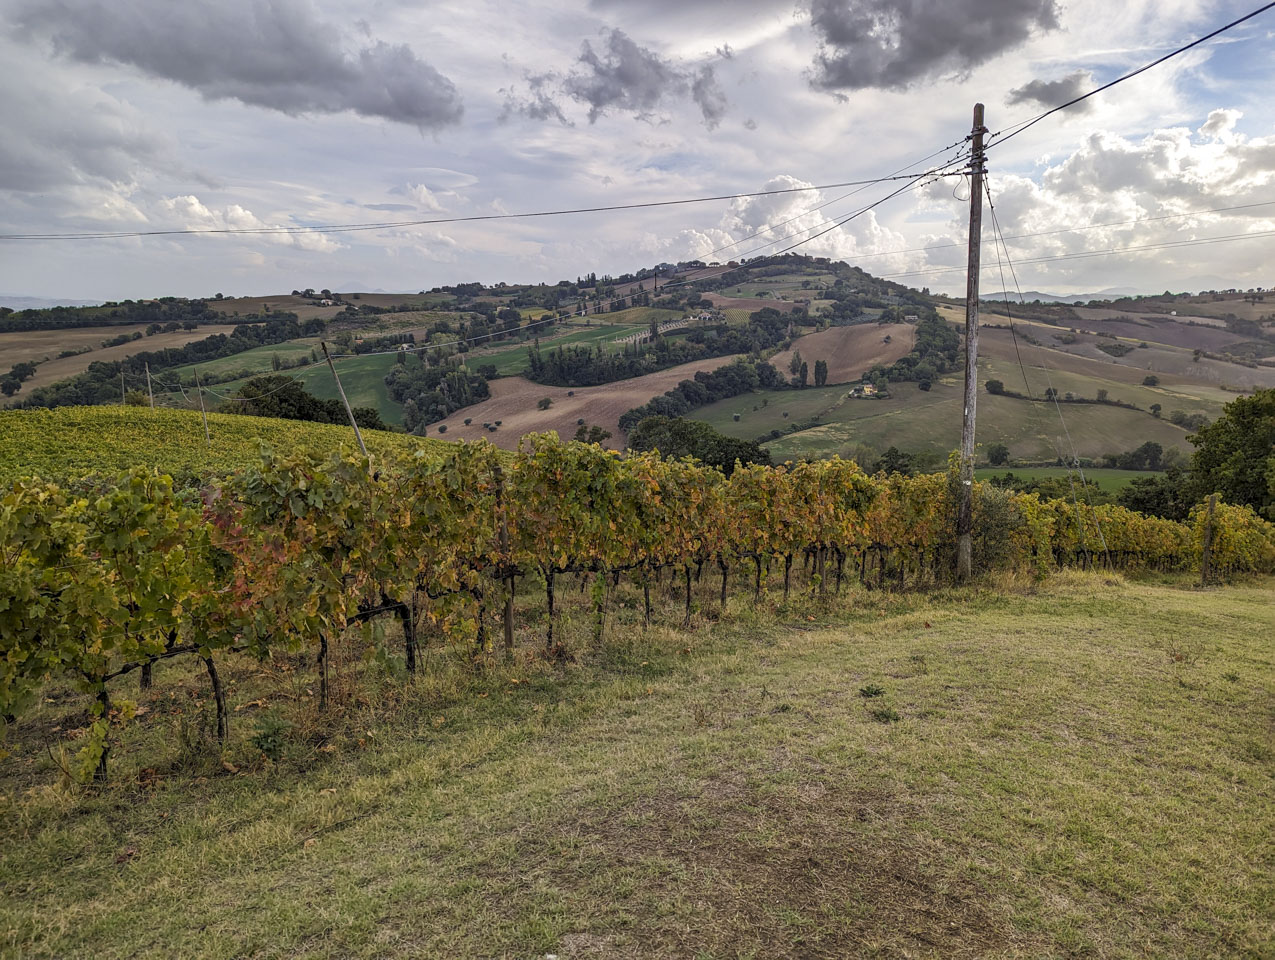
left=1188, top=388, right=1275, bottom=517
left=985, top=379, right=1005, bottom=395
left=628, top=416, right=770, bottom=475
left=798, top=361, right=809, bottom=388
left=789, top=350, right=803, bottom=376
left=537, top=397, right=552, bottom=410
left=1150, top=403, right=1162, bottom=418
left=813, top=359, right=828, bottom=387
left=987, top=442, right=1010, bottom=466
left=234, top=375, right=386, bottom=431
left=1142, top=375, right=1160, bottom=386
left=1096, top=388, right=1109, bottom=403
left=1, top=378, right=20, bottom=397
left=873, top=446, right=915, bottom=476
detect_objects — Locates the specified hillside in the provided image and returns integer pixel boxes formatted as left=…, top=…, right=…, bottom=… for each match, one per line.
left=0, top=406, right=441, bottom=483
left=6, top=257, right=1269, bottom=466
left=3, top=573, right=1271, bottom=958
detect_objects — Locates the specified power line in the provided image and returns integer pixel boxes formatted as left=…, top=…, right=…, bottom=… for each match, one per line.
left=0, top=173, right=954, bottom=243
left=984, top=178, right=1111, bottom=564
left=815, top=199, right=1275, bottom=265
left=989, top=2, right=1275, bottom=149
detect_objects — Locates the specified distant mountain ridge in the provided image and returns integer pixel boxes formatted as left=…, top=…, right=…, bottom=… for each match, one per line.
left=982, top=287, right=1143, bottom=304
left=0, top=295, right=103, bottom=311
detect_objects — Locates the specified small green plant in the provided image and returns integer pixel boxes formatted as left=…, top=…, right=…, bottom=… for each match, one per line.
left=859, top=684, right=885, bottom=698
left=250, top=712, right=293, bottom=762
left=870, top=706, right=900, bottom=723
left=1222, top=671, right=1240, bottom=683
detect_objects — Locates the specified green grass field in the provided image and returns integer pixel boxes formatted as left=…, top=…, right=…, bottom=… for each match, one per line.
left=2, top=572, right=1271, bottom=958
left=974, top=466, right=1157, bottom=491
left=0, top=406, right=441, bottom=483
left=204, top=353, right=405, bottom=425
left=698, top=365, right=1201, bottom=463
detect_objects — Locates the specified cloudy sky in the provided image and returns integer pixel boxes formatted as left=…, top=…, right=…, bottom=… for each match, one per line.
left=2, top=0, right=1273, bottom=300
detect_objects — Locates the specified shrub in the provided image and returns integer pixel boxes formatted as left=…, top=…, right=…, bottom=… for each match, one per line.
left=537, top=397, right=552, bottom=410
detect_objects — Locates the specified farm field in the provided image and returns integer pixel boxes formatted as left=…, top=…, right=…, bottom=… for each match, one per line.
left=208, top=352, right=405, bottom=425
left=769, top=323, right=917, bottom=384
left=974, top=466, right=1157, bottom=491
left=5, top=324, right=243, bottom=400
left=2, top=573, right=1271, bottom=958
left=431, top=354, right=742, bottom=447
left=0, top=406, right=437, bottom=483
left=0, top=323, right=158, bottom=367
left=163, top=337, right=323, bottom=383
left=700, top=368, right=1197, bottom=463
left=704, top=292, right=802, bottom=313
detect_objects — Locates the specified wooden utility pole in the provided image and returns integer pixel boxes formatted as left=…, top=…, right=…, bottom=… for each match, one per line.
left=145, top=363, right=155, bottom=409
left=194, top=368, right=211, bottom=447
left=321, top=341, right=369, bottom=458
left=957, top=102, right=987, bottom=583
left=121, top=369, right=126, bottom=404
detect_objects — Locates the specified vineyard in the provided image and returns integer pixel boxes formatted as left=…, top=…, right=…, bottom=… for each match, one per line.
left=4, top=432, right=1273, bottom=783
left=0, top=406, right=440, bottom=484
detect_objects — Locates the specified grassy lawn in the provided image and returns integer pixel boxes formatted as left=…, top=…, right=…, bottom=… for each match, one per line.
left=975, top=466, right=1161, bottom=492
left=2, top=572, right=1271, bottom=959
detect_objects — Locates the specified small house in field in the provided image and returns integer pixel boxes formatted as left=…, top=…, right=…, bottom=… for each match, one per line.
left=319, top=298, right=335, bottom=306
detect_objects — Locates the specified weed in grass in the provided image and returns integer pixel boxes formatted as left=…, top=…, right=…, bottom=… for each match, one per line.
left=859, top=684, right=885, bottom=698
left=869, top=706, right=900, bottom=723
left=908, top=654, right=929, bottom=675
left=249, top=712, right=293, bottom=762
left=1222, top=671, right=1240, bottom=683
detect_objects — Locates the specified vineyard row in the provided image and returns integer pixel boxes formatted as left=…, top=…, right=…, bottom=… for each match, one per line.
left=4, top=434, right=1273, bottom=779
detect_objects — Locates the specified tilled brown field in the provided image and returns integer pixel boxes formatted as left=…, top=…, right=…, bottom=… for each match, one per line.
left=769, top=323, right=916, bottom=384
left=4, top=324, right=244, bottom=400
left=431, top=355, right=742, bottom=447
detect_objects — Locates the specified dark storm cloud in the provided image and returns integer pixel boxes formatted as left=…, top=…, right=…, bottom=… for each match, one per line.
left=500, top=72, right=572, bottom=125
left=502, top=28, right=728, bottom=127
left=11, top=0, right=463, bottom=129
left=691, top=65, right=728, bottom=129
left=1007, top=69, right=1094, bottom=111
left=808, top=0, right=1059, bottom=92
left=564, top=28, right=728, bottom=126
left=566, top=29, right=685, bottom=122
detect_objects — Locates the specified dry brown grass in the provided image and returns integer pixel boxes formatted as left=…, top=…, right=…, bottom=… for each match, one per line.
left=770, top=324, right=918, bottom=385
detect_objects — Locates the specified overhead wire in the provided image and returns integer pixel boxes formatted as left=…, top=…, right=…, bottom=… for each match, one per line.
left=984, top=176, right=1110, bottom=564
left=987, top=1, right=1275, bottom=149
left=0, top=172, right=963, bottom=243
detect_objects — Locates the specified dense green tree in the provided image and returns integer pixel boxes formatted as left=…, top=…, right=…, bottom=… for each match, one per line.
left=987, top=442, right=1010, bottom=466
left=1188, top=388, right=1275, bottom=517
left=628, top=416, right=771, bottom=476
left=235, top=375, right=386, bottom=431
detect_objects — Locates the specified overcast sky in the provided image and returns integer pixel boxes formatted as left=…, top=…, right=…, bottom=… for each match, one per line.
left=2, top=0, right=1273, bottom=300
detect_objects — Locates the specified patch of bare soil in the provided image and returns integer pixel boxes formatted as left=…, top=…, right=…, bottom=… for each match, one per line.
left=431, top=355, right=742, bottom=448
left=482, top=773, right=1016, bottom=959
left=771, top=324, right=917, bottom=385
